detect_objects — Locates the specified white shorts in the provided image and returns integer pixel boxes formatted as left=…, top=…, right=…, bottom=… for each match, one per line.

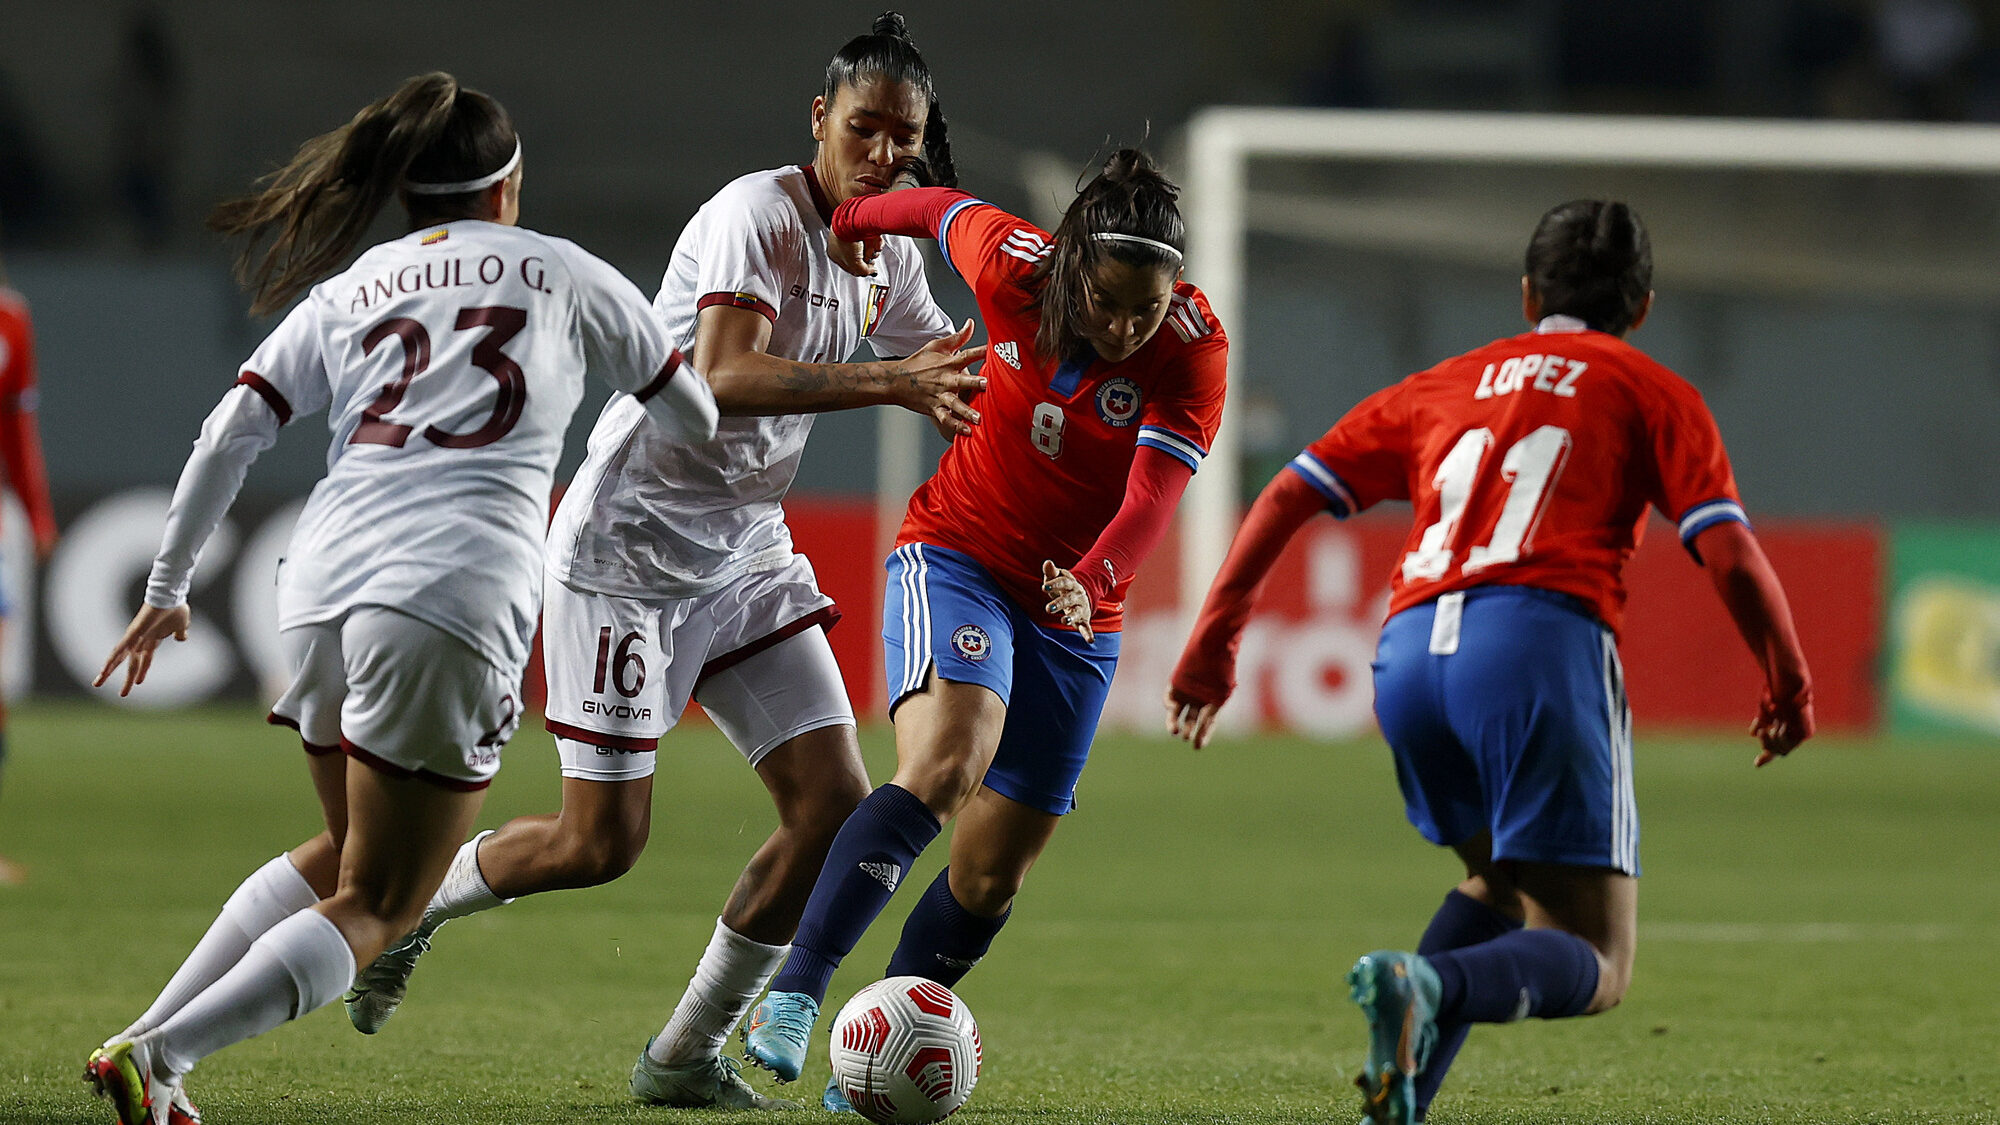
left=268, top=606, right=522, bottom=790
left=543, top=556, right=853, bottom=781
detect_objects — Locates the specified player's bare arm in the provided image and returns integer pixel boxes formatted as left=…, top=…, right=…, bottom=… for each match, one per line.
left=695, top=304, right=985, bottom=432
left=1690, top=518, right=1815, bottom=765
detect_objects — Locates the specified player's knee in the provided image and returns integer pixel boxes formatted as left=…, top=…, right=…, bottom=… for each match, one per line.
left=786, top=784, right=867, bottom=846
left=948, top=865, right=1023, bottom=917
left=559, top=823, right=648, bottom=884
left=900, top=756, right=986, bottom=817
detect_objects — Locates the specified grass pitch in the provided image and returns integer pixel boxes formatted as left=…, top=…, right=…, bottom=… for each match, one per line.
left=1, top=702, right=1994, bottom=1124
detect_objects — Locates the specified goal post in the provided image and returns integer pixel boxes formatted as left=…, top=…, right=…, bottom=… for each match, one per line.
left=1177, top=107, right=2000, bottom=615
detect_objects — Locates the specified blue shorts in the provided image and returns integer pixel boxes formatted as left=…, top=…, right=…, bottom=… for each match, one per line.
left=1371, top=586, right=1639, bottom=875
left=882, top=543, right=1120, bottom=816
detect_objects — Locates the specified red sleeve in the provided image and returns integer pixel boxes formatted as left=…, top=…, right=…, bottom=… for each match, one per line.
left=0, top=314, right=55, bottom=549
left=1169, top=470, right=1326, bottom=705
left=830, top=187, right=973, bottom=243
left=1133, top=290, right=1228, bottom=470
left=1643, top=374, right=1747, bottom=558
left=835, top=190, right=1048, bottom=294
left=1071, top=446, right=1194, bottom=607
left=1290, top=382, right=1412, bottom=516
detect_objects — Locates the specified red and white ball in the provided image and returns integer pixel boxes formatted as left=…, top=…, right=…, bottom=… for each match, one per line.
left=827, top=976, right=981, bottom=1124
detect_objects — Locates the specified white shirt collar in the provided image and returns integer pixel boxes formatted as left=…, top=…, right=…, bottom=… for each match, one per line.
left=1534, top=314, right=1591, bottom=334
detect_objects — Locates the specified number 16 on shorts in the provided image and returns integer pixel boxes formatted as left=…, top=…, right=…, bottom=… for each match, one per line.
left=541, top=579, right=672, bottom=758
left=593, top=627, right=648, bottom=699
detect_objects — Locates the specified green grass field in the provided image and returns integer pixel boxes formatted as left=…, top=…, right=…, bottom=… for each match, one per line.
left=1, top=702, right=1994, bottom=1124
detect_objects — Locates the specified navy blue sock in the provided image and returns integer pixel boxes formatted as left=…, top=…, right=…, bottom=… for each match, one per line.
left=770, top=784, right=940, bottom=1003
left=1428, top=928, right=1602, bottom=1025
left=884, top=867, right=1010, bottom=987
left=1415, top=891, right=1524, bottom=1118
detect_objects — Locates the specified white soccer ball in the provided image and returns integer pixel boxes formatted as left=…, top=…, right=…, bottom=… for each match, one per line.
left=827, top=976, right=981, bottom=1124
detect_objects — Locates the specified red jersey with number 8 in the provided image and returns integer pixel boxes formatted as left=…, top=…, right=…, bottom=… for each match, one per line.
left=895, top=198, right=1228, bottom=633
left=1289, top=318, right=1745, bottom=637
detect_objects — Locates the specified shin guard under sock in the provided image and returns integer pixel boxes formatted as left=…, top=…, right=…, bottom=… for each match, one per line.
left=1428, top=927, right=1601, bottom=1025
left=884, top=866, right=1009, bottom=987
left=769, top=784, right=940, bottom=1003
left=1414, top=890, right=1525, bottom=1116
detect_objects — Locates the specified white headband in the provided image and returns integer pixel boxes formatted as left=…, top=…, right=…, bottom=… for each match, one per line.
left=405, top=139, right=522, bottom=195
left=1093, top=232, right=1183, bottom=261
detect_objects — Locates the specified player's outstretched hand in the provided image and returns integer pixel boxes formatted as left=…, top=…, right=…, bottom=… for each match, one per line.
left=1041, top=560, right=1094, bottom=644
left=1163, top=685, right=1224, bottom=750
left=95, top=603, right=192, bottom=698
left=828, top=234, right=882, bottom=278
left=898, top=320, right=987, bottom=438
left=1750, top=680, right=1814, bottom=767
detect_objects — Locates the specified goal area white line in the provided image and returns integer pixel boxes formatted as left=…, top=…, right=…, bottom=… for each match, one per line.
left=1179, top=107, right=2000, bottom=614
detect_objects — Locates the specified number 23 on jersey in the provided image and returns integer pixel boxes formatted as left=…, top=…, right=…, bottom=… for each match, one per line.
left=353, top=305, right=529, bottom=449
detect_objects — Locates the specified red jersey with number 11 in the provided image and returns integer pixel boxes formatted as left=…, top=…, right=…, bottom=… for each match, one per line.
left=1290, top=318, right=1745, bottom=637
left=895, top=196, right=1227, bottom=633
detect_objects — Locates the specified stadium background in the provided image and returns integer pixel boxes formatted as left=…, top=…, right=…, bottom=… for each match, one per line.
left=3, top=6, right=1999, bottom=1125
left=0, top=0, right=1994, bottom=739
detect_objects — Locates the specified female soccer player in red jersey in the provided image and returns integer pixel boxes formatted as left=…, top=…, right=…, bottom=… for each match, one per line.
left=0, top=253, right=58, bottom=888
left=1167, top=200, right=1813, bottom=1124
left=742, top=149, right=1227, bottom=1106
left=83, top=73, right=717, bottom=1125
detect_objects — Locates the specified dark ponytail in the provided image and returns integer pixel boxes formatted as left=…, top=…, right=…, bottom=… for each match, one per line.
left=209, top=71, right=517, bottom=316
left=1523, top=199, right=1653, bottom=336
left=1029, top=148, right=1184, bottom=361
left=825, top=12, right=956, bottom=188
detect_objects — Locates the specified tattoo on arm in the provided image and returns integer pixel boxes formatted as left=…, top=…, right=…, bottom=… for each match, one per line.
left=771, top=361, right=894, bottom=398
left=774, top=363, right=831, bottom=393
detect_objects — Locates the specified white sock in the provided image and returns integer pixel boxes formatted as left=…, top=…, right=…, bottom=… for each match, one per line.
left=152, top=909, right=355, bottom=1080
left=648, top=918, right=790, bottom=1065
left=422, top=830, right=511, bottom=927
left=120, top=854, right=320, bottom=1040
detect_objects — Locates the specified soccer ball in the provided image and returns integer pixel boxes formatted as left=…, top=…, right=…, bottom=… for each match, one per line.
left=827, top=976, right=981, bottom=1124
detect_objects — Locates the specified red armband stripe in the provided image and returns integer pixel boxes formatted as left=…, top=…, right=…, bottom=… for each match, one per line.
left=696, top=291, right=777, bottom=323
left=235, top=371, right=292, bottom=426
left=634, top=350, right=687, bottom=403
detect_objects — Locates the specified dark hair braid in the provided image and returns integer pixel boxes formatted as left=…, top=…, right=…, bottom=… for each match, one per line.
left=1524, top=199, right=1653, bottom=336
left=824, top=12, right=956, bottom=188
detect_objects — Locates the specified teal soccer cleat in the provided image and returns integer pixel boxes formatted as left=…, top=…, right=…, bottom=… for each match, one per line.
left=1347, top=950, right=1441, bottom=1125
left=741, top=991, right=819, bottom=1082
left=822, top=1074, right=855, bottom=1113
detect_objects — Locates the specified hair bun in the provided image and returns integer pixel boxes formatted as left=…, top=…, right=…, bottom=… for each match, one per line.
left=872, top=11, right=910, bottom=39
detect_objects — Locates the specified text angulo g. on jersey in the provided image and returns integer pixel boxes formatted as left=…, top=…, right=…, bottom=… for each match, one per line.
left=348, top=254, right=557, bottom=313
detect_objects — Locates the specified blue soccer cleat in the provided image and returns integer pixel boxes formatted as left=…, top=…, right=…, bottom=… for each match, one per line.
left=1347, top=950, right=1441, bottom=1125
left=741, top=991, right=819, bottom=1083
left=822, top=1074, right=855, bottom=1113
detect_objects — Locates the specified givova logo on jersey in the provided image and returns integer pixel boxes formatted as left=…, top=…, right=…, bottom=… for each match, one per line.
left=1096, top=377, right=1141, bottom=427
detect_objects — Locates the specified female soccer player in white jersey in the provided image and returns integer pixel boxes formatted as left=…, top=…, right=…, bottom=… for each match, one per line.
left=82, top=72, right=718, bottom=1125
left=338, top=14, right=984, bottom=1111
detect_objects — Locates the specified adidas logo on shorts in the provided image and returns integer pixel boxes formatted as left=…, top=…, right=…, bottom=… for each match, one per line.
left=993, top=341, right=1020, bottom=368
left=859, top=861, right=903, bottom=892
